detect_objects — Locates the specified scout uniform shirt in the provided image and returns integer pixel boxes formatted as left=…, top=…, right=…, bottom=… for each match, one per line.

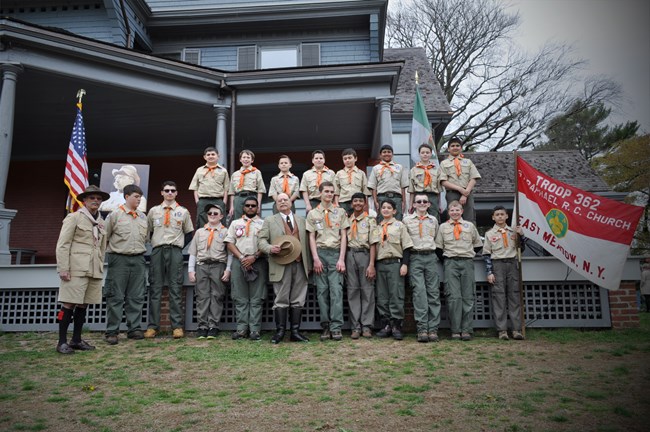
left=229, top=167, right=266, bottom=195
left=300, top=166, right=336, bottom=200
left=403, top=213, right=438, bottom=251
left=439, top=155, right=481, bottom=189
left=225, top=215, right=264, bottom=255
left=189, top=224, right=229, bottom=263
left=306, top=204, right=350, bottom=248
left=105, top=205, right=147, bottom=255
left=268, top=172, right=300, bottom=199
left=408, top=162, right=442, bottom=194
left=368, top=161, right=409, bottom=194
left=56, top=208, right=107, bottom=278
left=347, top=212, right=379, bottom=249
left=435, top=218, right=482, bottom=258
left=375, top=219, right=414, bottom=260
left=482, top=225, right=518, bottom=259
left=334, top=166, right=370, bottom=203
left=189, top=164, right=230, bottom=198
left=147, top=202, right=194, bottom=248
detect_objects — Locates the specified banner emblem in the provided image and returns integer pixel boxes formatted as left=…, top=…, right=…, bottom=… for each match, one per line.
left=545, top=209, right=569, bottom=238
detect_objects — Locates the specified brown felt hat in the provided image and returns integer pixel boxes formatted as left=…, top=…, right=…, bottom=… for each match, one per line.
left=77, top=185, right=110, bottom=201
left=272, top=235, right=302, bottom=265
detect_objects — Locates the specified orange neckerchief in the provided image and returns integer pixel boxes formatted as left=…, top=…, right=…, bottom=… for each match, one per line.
left=282, top=174, right=291, bottom=195
left=499, top=227, right=509, bottom=247
left=345, top=167, right=354, bottom=184
left=350, top=211, right=367, bottom=239
left=379, top=161, right=395, bottom=177
left=204, top=223, right=222, bottom=249
left=318, top=204, right=333, bottom=228
left=452, top=220, right=462, bottom=240
left=242, top=216, right=253, bottom=236
left=314, top=166, right=330, bottom=188
left=163, top=203, right=178, bottom=226
left=416, top=162, right=435, bottom=187
left=119, top=205, right=137, bottom=218
left=237, top=166, right=257, bottom=188
left=380, top=220, right=393, bottom=245
left=203, top=164, right=220, bottom=177
left=418, top=214, right=428, bottom=238
left=452, top=155, right=464, bottom=176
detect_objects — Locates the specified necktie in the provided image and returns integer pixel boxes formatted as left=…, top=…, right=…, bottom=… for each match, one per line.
left=452, top=221, right=462, bottom=240
left=418, top=215, right=428, bottom=238
left=286, top=215, right=294, bottom=232
left=381, top=220, right=391, bottom=245
left=163, top=206, right=172, bottom=226
left=282, top=175, right=290, bottom=194
left=453, top=155, right=464, bottom=176
left=120, top=205, right=137, bottom=218
left=238, top=167, right=256, bottom=188
left=242, top=216, right=252, bottom=236
left=379, top=162, right=395, bottom=177
left=499, top=228, right=509, bottom=247
left=417, top=163, right=434, bottom=187
left=204, top=165, right=218, bottom=177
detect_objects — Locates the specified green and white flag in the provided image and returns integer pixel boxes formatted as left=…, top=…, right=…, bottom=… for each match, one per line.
left=410, top=85, right=437, bottom=163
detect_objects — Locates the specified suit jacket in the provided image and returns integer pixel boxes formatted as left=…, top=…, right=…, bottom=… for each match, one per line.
left=56, top=208, right=107, bottom=278
left=258, top=213, right=311, bottom=283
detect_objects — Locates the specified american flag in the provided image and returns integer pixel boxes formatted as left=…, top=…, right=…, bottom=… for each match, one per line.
left=64, top=102, right=89, bottom=212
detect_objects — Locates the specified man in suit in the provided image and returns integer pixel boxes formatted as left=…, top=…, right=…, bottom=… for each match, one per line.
left=258, top=193, right=312, bottom=344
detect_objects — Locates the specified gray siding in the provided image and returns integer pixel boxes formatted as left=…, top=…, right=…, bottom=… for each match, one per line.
left=321, top=40, right=371, bottom=65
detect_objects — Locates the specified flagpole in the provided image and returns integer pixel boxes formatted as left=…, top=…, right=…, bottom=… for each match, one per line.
left=514, top=150, right=526, bottom=338
left=76, top=89, right=86, bottom=106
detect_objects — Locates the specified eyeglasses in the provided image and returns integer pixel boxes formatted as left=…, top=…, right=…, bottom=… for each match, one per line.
left=415, top=200, right=429, bottom=204
left=163, top=189, right=177, bottom=193
left=244, top=204, right=258, bottom=208
left=207, top=212, right=220, bottom=216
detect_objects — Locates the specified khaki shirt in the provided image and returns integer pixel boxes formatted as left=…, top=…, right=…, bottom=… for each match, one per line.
left=189, top=224, right=229, bottom=263
left=482, top=224, right=518, bottom=259
left=268, top=172, right=300, bottom=199
left=224, top=215, right=264, bottom=255
left=334, top=167, right=370, bottom=202
left=408, top=163, right=442, bottom=194
left=105, top=206, right=147, bottom=255
left=368, top=161, right=408, bottom=194
left=347, top=212, right=379, bottom=249
left=189, top=164, right=229, bottom=198
left=148, top=202, right=194, bottom=248
left=56, top=208, right=107, bottom=278
left=376, top=220, right=413, bottom=260
left=435, top=218, right=482, bottom=258
left=403, top=213, right=438, bottom=251
left=229, top=167, right=266, bottom=195
left=300, top=167, right=337, bottom=199
left=306, top=204, right=350, bottom=248
left=439, top=156, right=481, bottom=188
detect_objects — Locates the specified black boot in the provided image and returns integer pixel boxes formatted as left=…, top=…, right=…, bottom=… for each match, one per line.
left=320, top=322, right=331, bottom=341
left=391, top=319, right=403, bottom=341
left=270, top=308, right=288, bottom=344
left=289, top=307, right=309, bottom=342
left=375, top=318, right=392, bottom=338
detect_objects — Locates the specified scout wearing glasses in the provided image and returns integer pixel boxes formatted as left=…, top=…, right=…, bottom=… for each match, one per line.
left=145, top=181, right=194, bottom=339
left=408, top=144, right=442, bottom=220
left=300, top=150, right=337, bottom=213
left=225, top=197, right=267, bottom=340
left=334, top=148, right=370, bottom=216
left=189, top=146, right=230, bottom=228
left=228, top=149, right=266, bottom=221
left=440, top=137, right=481, bottom=223
left=368, top=145, right=409, bottom=222
left=188, top=204, right=231, bottom=340
left=403, top=193, right=441, bottom=343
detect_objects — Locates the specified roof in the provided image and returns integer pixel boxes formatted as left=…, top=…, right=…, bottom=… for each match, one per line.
left=463, top=150, right=611, bottom=196
left=383, top=47, right=451, bottom=114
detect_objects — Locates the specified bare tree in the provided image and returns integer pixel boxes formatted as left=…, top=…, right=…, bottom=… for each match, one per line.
left=387, top=0, right=621, bottom=152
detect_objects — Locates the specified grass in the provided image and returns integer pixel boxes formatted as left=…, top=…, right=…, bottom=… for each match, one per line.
left=1, top=314, right=650, bottom=431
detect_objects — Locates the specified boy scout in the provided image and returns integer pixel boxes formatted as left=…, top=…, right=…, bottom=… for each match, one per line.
left=434, top=200, right=482, bottom=341
left=408, top=144, right=442, bottom=220
left=334, top=148, right=369, bottom=216
left=300, top=150, right=336, bottom=212
left=268, top=155, right=300, bottom=213
left=104, top=184, right=148, bottom=345
left=346, top=193, right=378, bottom=339
left=145, top=181, right=194, bottom=339
left=228, top=149, right=266, bottom=220
left=368, top=145, right=408, bottom=221
left=440, top=137, right=481, bottom=223
left=225, top=197, right=267, bottom=340
left=188, top=146, right=230, bottom=227
left=403, top=193, right=441, bottom=343
left=374, top=199, right=413, bottom=340
left=482, top=206, right=526, bottom=340
left=188, top=204, right=231, bottom=339
left=306, top=181, right=349, bottom=341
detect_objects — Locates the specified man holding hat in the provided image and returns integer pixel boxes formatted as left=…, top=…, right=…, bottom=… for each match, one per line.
left=258, top=193, right=312, bottom=344
left=55, top=185, right=110, bottom=354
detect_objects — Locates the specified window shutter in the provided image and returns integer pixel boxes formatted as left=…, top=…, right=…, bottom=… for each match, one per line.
left=301, top=43, right=320, bottom=66
left=238, top=46, right=257, bottom=70
left=182, top=49, right=201, bottom=65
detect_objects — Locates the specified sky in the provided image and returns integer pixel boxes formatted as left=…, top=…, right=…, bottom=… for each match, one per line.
left=508, top=0, right=650, bottom=133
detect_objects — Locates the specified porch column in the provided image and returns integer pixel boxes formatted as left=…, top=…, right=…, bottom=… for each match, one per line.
left=373, top=97, right=394, bottom=158
left=213, top=104, right=230, bottom=166
left=0, top=63, right=23, bottom=264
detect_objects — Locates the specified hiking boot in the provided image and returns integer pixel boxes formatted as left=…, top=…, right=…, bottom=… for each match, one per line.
left=375, top=319, right=392, bottom=338
left=498, top=331, right=509, bottom=340
left=56, top=343, right=75, bottom=355
left=249, top=331, right=261, bottom=341
left=232, top=330, right=248, bottom=340
left=207, top=328, right=219, bottom=339
left=461, top=332, right=472, bottom=341
left=362, top=327, right=373, bottom=338
left=331, top=330, right=343, bottom=341
left=172, top=328, right=185, bottom=339
left=69, top=340, right=96, bottom=351
left=196, top=328, right=208, bottom=339
left=127, top=330, right=144, bottom=340
left=391, top=320, right=403, bottom=341
left=350, top=329, right=361, bottom=340
left=143, top=329, right=157, bottom=339
left=417, top=332, right=429, bottom=343
left=512, top=331, right=525, bottom=340
left=428, top=332, right=439, bottom=342
left=451, top=333, right=461, bottom=341
left=320, top=322, right=331, bottom=341
left=105, top=335, right=119, bottom=345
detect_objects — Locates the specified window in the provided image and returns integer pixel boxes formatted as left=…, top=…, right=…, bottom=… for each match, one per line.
left=260, top=46, right=298, bottom=69
left=237, top=44, right=321, bottom=71
left=182, top=49, right=201, bottom=65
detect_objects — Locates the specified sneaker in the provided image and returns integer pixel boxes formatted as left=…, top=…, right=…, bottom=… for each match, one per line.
left=56, top=343, right=75, bottom=355
left=451, top=333, right=461, bottom=341
left=417, top=332, right=429, bottom=343
left=498, top=331, right=509, bottom=341
left=68, top=340, right=96, bottom=351
left=143, top=328, right=157, bottom=339
left=428, top=332, right=439, bottom=342
left=350, top=329, right=361, bottom=340
left=249, top=331, right=261, bottom=341
left=105, top=335, right=119, bottom=345
left=461, top=332, right=472, bottom=341
left=512, top=331, right=525, bottom=340
left=207, top=328, right=219, bottom=339
left=331, top=330, right=342, bottom=341
left=172, top=328, right=185, bottom=339
left=361, top=327, right=373, bottom=338
left=196, top=328, right=208, bottom=339
left=127, top=330, right=144, bottom=340
left=232, top=330, right=248, bottom=340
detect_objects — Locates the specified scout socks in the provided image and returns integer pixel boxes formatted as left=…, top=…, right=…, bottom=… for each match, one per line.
left=71, top=307, right=88, bottom=343
left=57, top=307, right=73, bottom=345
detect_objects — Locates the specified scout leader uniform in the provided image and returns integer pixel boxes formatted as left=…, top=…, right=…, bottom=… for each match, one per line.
left=229, top=166, right=266, bottom=220
left=225, top=215, right=267, bottom=338
left=189, top=163, right=230, bottom=227
left=189, top=222, right=229, bottom=337
left=146, top=202, right=194, bottom=336
left=368, top=161, right=409, bottom=221
left=300, top=166, right=336, bottom=210
left=482, top=225, right=524, bottom=339
left=403, top=212, right=441, bottom=342
left=346, top=211, right=379, bottom=338
left=434, top=218, right=482, bottom=339
left=268, top=172, right=300, bottom=213
left=334, top=166, right=370, bottom=216
left=104, top=204, right=148, bottom=342
left=439, top=155, right=481, bottom=223
left=374, top=218, right=413, bottom=339
left=306, top=203, right=350, bottom=338
left=408, top=162, right=443, bottom=220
